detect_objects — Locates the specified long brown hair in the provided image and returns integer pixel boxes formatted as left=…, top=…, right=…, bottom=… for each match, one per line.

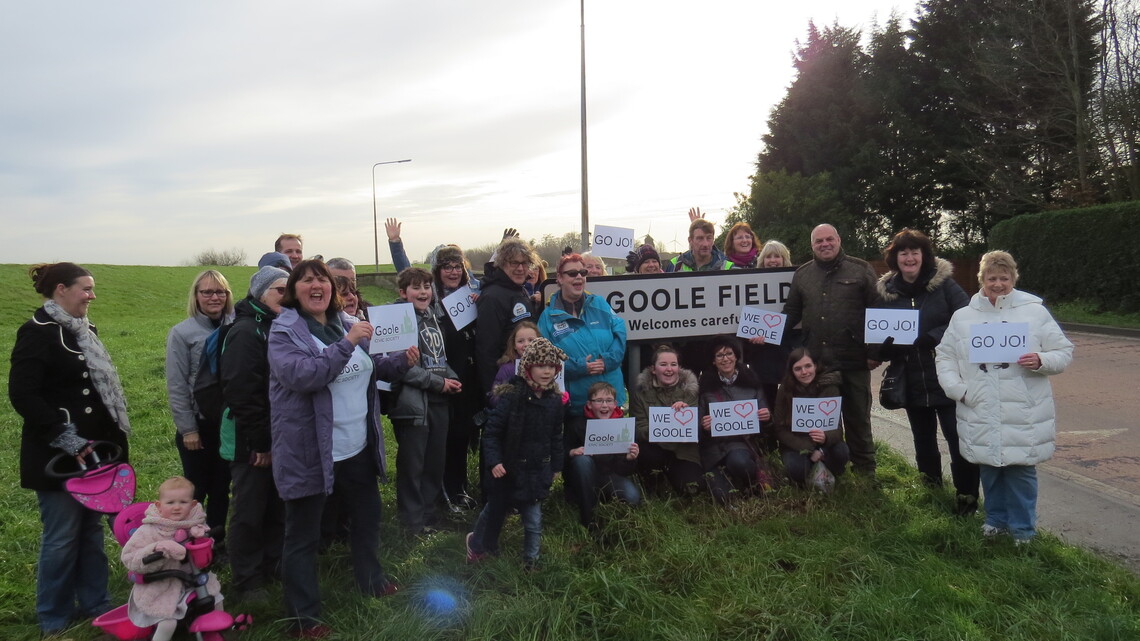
left=280, top=260, right=344, bottom=317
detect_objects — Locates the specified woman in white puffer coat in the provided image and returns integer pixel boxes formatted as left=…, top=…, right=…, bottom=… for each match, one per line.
left=936, top=251, right=1073, bottom=544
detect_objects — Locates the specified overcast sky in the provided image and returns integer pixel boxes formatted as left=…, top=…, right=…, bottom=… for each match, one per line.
left=1, top=1, right=907, bottom=268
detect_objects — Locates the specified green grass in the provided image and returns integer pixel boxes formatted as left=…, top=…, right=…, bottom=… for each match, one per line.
left=1048, top=299, right=1140, bottom=329
left=2, top=264, right=1139, bottom=641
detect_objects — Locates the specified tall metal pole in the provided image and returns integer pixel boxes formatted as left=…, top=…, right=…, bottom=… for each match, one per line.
left=579, top=0, right=590, bottom=252
left=372, top=159, right=412, bottom=273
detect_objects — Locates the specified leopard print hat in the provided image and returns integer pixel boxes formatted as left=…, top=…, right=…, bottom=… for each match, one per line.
left=519, top=337, right=567, bottom=391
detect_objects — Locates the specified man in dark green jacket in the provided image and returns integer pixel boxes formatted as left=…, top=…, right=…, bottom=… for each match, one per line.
left=783, top=224, right=881, bottom=475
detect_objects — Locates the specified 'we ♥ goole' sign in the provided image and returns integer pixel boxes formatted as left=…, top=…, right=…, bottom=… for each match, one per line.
left=736, top=306, right=786, bottom=345
left=708, top=399, right=760, bottom=437
left=648, top=406, right=699, bottom=443
left=791, top=396, right=842, bottom=432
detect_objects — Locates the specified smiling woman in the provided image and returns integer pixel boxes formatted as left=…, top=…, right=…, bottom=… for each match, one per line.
left=165, top=269, right=235, bottom=548
left=9, top=262, right=131, bottom=636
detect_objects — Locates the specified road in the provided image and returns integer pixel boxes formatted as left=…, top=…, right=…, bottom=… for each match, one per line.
left=871, top=330, right=1140, bottom=574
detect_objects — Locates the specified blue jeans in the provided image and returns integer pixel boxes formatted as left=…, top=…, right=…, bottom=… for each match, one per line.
left=980, top=464, right=1038, bottom=540
left=35, top=490, right=111, bottom=634
left=470, top=496, right=543, bottom=562
left=565, top=455, right=642, bottom=526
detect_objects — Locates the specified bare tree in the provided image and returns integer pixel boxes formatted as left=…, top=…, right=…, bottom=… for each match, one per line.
left=192, top=248, right=247, bottom=266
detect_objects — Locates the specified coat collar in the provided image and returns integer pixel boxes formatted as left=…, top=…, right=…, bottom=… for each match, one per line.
left=876, top=257, right=955, bottom=302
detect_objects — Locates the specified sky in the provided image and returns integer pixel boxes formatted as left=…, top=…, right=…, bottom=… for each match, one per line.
left=1, top=1, right=909, bottom=268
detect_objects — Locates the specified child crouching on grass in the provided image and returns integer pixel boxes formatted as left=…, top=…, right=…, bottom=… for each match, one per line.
left=121, top=476, right=223, bottom=641
left=466, top=338, right=567, bottom=570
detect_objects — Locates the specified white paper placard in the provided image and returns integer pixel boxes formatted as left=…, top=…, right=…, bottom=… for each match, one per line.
left=367, top=304, right=418, bottom=354
left=441, top=285, right=478, bottom=330
left=736, top=307, right=787, bottom=344
left=647, top=405, right=699, bottom=443
left=864, top=308, right=920, bottom=345
left=583, top=417, right=636, bottom=455
left=590, top=224, right=636, bottom=260
left=969, top=322, right=1030, bottom=363
left=514, top=358, right=565, bottom=392
left=791, top=396, right=842, bottom=432
left=708, top=399, right=760, bottom=437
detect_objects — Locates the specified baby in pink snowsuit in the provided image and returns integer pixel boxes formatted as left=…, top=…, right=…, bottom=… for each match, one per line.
left=121, top=476, right=223, bottom=641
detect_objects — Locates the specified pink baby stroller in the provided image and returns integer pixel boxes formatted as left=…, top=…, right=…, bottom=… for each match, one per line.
left=90, top=502, right=252, bottom=640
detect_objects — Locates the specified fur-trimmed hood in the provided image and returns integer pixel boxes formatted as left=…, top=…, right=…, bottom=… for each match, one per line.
left=876, top=257, right=955, bottom=302
left=635, top=366, right=699, bottom=397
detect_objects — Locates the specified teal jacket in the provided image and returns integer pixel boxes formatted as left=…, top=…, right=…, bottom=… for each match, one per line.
left=538, top=292, right=628, bottom=416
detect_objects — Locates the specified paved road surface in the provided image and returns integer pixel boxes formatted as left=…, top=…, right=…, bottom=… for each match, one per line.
left=871, top=330, right=1140, bottom=574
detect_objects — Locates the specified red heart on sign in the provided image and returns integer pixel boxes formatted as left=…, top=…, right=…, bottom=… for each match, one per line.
left=763, top=314, right=783, bottom=328
left=674, top=408, right=695, bottom=425
left=819, top=400, right=838, bottom=416
left=733, top=402, right=753, bottom=418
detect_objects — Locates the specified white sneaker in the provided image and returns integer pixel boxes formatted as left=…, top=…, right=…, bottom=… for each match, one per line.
left=982, top=524, right=1008, bottom=538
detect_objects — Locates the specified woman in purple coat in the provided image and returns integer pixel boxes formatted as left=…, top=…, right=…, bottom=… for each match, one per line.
left=267, top=260, right=414, bottom=638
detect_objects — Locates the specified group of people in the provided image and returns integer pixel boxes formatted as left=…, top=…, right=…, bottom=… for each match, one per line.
left=10, top=219, right=1072, bottom=638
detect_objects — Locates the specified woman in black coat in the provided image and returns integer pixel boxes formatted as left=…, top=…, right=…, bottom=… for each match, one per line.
left=9, top=263, right=130, bottom=636
left=872, top=229, right=978, bottom=515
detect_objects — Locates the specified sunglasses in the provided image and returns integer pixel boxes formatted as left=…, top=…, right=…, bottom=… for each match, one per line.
left=272, top=287, right=287, bottom=295
left=561, top=269, right=588, bottom=278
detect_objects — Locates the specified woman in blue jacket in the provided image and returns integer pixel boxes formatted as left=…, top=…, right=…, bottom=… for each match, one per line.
left=537, top=253, right=627, bottom=415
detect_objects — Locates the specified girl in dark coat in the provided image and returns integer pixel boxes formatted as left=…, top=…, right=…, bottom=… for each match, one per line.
left=872, top=229, right=978, bottom=515
left=466, top=338, right=567, bottom=569
left=9, top=263, right=130, bottom=636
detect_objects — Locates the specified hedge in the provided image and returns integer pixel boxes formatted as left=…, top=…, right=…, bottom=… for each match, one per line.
left=989, top=201, right=1140, bottom=313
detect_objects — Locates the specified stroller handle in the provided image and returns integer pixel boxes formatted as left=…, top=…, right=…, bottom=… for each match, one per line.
left=44, top=441, right=124, bottom=479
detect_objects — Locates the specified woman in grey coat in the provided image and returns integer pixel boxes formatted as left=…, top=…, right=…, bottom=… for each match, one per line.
left=164, top=269, right=234, bottom=544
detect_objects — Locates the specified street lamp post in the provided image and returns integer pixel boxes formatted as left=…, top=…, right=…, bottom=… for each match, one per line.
left=372, top=159, right=412, bottom=273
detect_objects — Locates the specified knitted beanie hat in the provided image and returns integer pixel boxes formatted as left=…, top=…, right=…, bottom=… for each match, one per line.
left=519, top=337, right=567, bottom=390
left=625, top=243, right=661, bottom=273
left=258, top=251, right=292, bottom=271
left=249, top=266, right=290, bottom=300
left=431, top=245, right=468, bottom=270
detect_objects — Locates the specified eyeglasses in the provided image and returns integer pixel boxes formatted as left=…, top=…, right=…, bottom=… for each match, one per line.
left=714, top=352, right=735, bottom=361
left=588, top=398, right=616, bottom=405
left=561, top=269, right=588, bottom=278
left=271, top=287, right=287, bottom=295
left=507, top=260, right=530, bottom=268
left=440, top=263, right=464, bottom=272
left=198, top=289, right=228, bottom=298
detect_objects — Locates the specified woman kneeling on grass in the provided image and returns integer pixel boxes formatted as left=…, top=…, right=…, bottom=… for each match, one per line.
left=771, top=348, right=850, bottom=488
left=631, top=344, right=705, bottom=496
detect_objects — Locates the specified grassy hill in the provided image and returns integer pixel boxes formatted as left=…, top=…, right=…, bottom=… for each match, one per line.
left=1, top=264, right=1138, bottom=640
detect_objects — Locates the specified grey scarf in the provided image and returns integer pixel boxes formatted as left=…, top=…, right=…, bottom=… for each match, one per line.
left=44, top=299, right=132, bottom=435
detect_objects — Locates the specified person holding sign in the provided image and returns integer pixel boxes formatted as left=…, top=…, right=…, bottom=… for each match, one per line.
left=630, top=345, right=705, bottom=495
left=935, top=251, right=1073, bottom=545
left=564, top=382, right=641, bottom=532
left=465, top=338, right=568, bottom=570
left=783, top=224, right=880, bottom=476
left=744, top=240, right=797, bottom=409
left=871, top=229, right=978, bottom=514
left=771, top=348, right=850, bottom=488
left=538, top=253, right=628, bottom=417
left=268, top=260, right=412, bottom=636
left=698, top=336, right=771, bottom=503
left=387, top=268, right=462, bottom=536
left=428, top=245, right=484, bottom=512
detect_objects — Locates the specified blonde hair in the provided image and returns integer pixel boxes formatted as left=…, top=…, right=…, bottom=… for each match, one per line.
left=759, top=240, right=792, bottom=267
left=158, top=475, right=195, bottom=497
left=186, top=269, right=234, bottom=318
left=977, top=250, right=1019, bottom=288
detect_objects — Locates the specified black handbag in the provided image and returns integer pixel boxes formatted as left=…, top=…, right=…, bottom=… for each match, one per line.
left=879, top=358, right=907, bottom=410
